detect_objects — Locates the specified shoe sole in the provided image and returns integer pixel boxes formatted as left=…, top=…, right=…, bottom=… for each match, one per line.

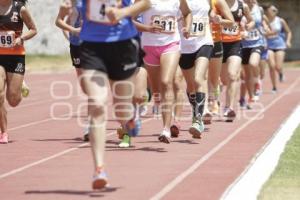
left=170, top=125, right=179, bottom=138
left=189, top=127, right=202, bottom=139
left=158, top=135, right=170, bottom=144
left=92, top=179, right=107, bottom=190
left=225, top=110, right=236, bottom=122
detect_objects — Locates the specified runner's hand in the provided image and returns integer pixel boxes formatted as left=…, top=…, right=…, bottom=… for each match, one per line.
left=14, top=37, right=23, bottom=47
left=148, top=24, right=164, bottom=33
left=106, top=7, right=126, bottom=24
left=71, top=27, right=81, bottom=36
left=182, top=27, right=189, bottom=39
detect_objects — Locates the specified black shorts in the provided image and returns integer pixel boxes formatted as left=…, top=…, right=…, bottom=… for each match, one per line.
left=80, top=39, right=139, bottom=81
left=179, top=45, right=213, bottom=70
left=70, top=44, right=81, bottom=68
left=134, top=36, right=145, bottom=67
left=0, top=55, right=25, bottom=75
left=241, top=46, right=264, bottom=65
left=222, top=41, right=242, bottom=63
left=211, top=42, right=223, bottom=58
left=268, top=49, right=285, bottom=53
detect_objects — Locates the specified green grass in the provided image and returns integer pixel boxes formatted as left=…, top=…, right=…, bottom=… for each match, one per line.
left=258, top=126, right=300, bottom=200
left=26, top=54, right=72, bottom=72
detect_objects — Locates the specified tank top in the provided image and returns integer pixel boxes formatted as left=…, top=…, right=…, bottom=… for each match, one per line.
left=78, top=0, right=138, bottom=42
left=141, top=0, right=181, bottom=47
left=69, top=4, right=81, bottom=46
left=0, top=1, right=25, bottom=55
left=242, top=4, right=264, bottom=48
left=267, top=16, right=286, bottom=50
left=211, top=0, right=222, bottom=42
left=180, top=0, right=213, bottom=54
left=222, top=0, right=243, bottom=43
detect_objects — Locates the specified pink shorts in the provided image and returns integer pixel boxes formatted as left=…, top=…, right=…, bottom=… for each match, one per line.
left=143, top=41, right=180, bottom=66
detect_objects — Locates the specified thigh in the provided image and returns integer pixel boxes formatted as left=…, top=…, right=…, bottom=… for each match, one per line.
left=274, top=50, right=286, bottom=67
left=0, top=66, right=6, bottom=95
left=160, top=51, right=180, bottom=84
left=81, top=69, right=109, bottom=104
left=6, top=71, right=23, bottom=98
left=194, top=57, right=209, bottom=81
left=134, top=67, right=148, bottom=97
left=267, top=50, right=276, bottom=68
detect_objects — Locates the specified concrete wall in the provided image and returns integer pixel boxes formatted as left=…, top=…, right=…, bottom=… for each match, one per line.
left=25, top=1, right=68, bottom=55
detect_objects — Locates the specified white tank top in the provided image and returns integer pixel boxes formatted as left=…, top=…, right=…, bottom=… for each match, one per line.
left=141, top=0, right=181, bottom=47
left=180, top=0, right=213, bottom=53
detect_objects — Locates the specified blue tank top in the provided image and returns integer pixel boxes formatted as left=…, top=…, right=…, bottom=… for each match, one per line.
left=78, top=0, right=138, bottom=42
left=242, top=5, right=264, bottom=48
left=267, top=16, right=286, bottom=50
left=69, top=6, right=81, bottom=46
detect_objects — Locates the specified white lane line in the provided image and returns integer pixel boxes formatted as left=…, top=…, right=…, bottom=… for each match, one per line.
left=0, top=118, right=154, bottom=180
left=221, top=105, right=300, bottom=200
left=150, top=78, right=300, bottom=200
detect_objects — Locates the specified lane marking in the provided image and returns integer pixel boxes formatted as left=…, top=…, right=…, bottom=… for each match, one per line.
left=221, top=105, right=300, bottom=200
left=0, top=118, right=154, bottom=180
left=150, top=78, right=300, bottom=200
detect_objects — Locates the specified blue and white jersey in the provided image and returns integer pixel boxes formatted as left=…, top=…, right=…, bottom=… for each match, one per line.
left=267, top=16, right=286, bottom=50
left=78, top=0, right=138, bottom=42
left=242, top=4, right=264, bottom=48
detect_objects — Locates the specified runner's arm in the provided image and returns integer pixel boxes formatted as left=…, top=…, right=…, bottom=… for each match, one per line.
left=281, top=18, right=292, bottom=48
left=19, top=6, right=37, bottom=42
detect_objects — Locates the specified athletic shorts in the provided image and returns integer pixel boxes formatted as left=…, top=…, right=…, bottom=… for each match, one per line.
left=268, top=49, right=285, bottom=53
left=179, top=45, right=213, bottom=70
left=241, top=46, right=264, bottom=65
left=80, top=39, right=139, bottom=81
left=143, top=41, right=180, bottom=66
left=134, top=36, right=145, bottom=67
left=211, top=42, right=223, bottom=58
left=70, top=44, right=81, bottom=68
left=222, top=41, right=242, bottom=63
left=261, top=48, right=268, bottom=60
left=0, top=55, right=25, bottom=75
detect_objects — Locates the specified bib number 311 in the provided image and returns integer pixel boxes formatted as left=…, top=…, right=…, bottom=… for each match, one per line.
left=87, top=0, right=120, bottom=24
left=151, top=15, right=176, bottom=33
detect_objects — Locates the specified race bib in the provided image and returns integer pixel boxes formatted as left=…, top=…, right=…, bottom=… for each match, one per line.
left=86, top=0, right=120, bottom=24
left=151, top=15, right=176, bottom=34
left=245, top=29, right=260, bottom=41
left=190, top=17, right=207, bottom=37
left=0, top=31, right=15, bottom=48
left=222, top=23, right=240, bottom=36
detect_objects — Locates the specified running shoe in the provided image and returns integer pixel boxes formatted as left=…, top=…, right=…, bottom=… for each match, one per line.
left=92, top=169, right=108, bottom=190
left=118, top=134, right=131, bottom=148
left=21, top=81, right=30, bottom=98
left=83, top=125, right=90, bottom=142
left=189, top=118, right=204, bottom=139
left=211, top=101, right=220, bottom=116
left=126, top=118, right=141, bottom=137
left=224, top=108, right=236, bottom=122
left=272, top=87, right=278, bottom=94
left=239, top=98, right=247, bottom=108
left=139, top=105, right=148, bottom=117
left=203, top=112, right=213, bottom=125
left=279, top=72, right=284, bottom=82
left=158, top=129, right=171, bottom=144
left=170, top=122, right=180, bottom=138
left=0, top=132, right=8, bottom=144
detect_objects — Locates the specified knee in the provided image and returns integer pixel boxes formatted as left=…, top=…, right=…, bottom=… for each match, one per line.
left=7, top=92, right=21, bottom=107
left=228, top=72, right=239, bottom=82
left=161, top=79, right=173, bottom=92
left=0, top=91, right=5, bottom=106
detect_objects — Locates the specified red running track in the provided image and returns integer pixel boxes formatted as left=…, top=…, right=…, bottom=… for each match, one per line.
left=0, top=69, right=299, bottom=200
